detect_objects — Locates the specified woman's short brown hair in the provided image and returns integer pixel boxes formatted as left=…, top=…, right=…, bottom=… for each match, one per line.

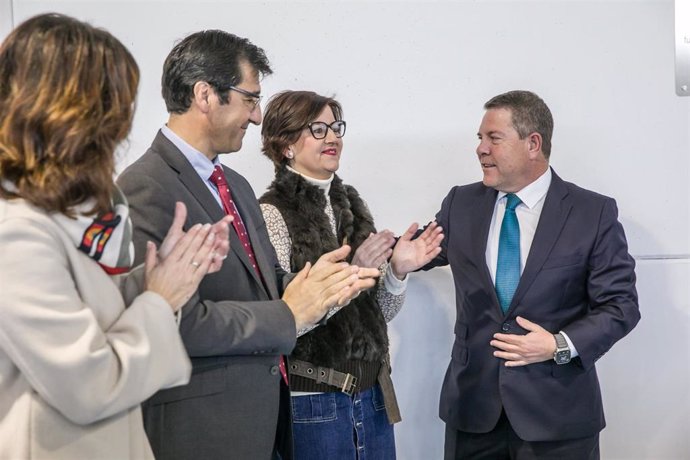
left=0, top=13, right=139, bottom=216
left=261, top=90, right=343, bottom=169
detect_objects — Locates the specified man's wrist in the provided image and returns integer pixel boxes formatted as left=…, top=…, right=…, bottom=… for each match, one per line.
left=553, top=332, right=571, bottom=364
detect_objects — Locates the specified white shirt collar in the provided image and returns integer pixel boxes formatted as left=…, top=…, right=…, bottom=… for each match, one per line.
left=161, top=125, right=220, bottom=179
left=497, top=168, right=552, bottom=209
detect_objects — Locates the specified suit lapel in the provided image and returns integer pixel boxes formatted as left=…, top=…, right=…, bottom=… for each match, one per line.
left=153, top=132, right=269, bottom=296
left=154, top=132, right=226, bottom=222
left=507, top=170, right=571, bottom=314
left=251, top=239, right=280, bottom=299
left=472, top=188, right=500, bottom=304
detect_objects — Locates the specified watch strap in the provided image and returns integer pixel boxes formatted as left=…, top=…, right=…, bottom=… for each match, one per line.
left=554, top=332, right=568, bottom=349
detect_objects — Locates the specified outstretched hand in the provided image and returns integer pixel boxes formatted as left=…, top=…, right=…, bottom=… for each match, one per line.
left=490, top=316, right=557, bottom=367
left=390, top=221, right=444, bottom=279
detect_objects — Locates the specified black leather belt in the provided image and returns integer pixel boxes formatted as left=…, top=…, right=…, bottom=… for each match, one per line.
left=289, top=359, right=358, bottom=396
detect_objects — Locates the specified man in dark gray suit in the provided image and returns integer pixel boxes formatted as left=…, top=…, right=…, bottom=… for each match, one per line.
left=118, top=30, right=377, bottom=460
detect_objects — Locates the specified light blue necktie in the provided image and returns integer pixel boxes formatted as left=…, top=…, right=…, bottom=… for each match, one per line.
left=495, top=194, right=522, bottom=313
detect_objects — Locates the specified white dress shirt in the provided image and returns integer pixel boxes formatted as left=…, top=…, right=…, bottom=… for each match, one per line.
left=485, top=168, right=578, bottom=357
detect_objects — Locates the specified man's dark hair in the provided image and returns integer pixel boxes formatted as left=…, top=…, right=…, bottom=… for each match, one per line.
left=484, top=90, right=554, bottom=159
left=162, top=29, right=272, bottom=114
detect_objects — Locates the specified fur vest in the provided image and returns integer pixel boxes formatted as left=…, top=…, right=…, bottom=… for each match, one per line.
left=260, top=167, right=389, bottom=368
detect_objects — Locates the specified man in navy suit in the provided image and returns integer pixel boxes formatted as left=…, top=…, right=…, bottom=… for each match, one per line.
left=424, top=90, right=640, bottom=459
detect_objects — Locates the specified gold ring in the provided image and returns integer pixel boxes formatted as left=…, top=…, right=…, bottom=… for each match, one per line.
left=191, top=261, right=200, bottom=268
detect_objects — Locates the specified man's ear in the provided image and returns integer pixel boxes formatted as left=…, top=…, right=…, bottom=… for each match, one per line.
left=527, top=132, right=543, bottom=158
left=192, top=81, right=212, bottom=113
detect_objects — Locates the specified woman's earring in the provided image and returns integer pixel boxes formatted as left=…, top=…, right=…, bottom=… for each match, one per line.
left=285, top=149, right=294, bottom=159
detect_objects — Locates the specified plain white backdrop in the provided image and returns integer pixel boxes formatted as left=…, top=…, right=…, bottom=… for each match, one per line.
left=1, top=1, right=689, bottom=458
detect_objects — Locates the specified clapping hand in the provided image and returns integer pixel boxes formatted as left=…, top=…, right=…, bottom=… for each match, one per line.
left=351, top=231, right=396, bottom=269
left=159, top=202, right=232, bottom=273
left=282, top=245, right=380, bottom=331
left=144, top=220, right=217, bottom=311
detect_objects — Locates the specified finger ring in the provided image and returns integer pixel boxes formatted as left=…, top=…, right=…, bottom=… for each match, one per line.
left=190, top=261, right=200, bottom=268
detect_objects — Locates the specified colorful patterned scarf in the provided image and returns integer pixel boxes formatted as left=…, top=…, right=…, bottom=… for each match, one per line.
left=51, top=186, right=134, bottom=274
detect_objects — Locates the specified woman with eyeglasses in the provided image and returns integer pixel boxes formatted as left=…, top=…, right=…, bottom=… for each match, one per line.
left=0, top=13, right=231, bottom=459
left=259, top=90, right=443, bottom=459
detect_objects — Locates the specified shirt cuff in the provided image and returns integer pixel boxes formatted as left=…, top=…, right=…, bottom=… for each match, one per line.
left=560, top=330, right=579, bottom=358
left=384, top=264, right=407, bottom=295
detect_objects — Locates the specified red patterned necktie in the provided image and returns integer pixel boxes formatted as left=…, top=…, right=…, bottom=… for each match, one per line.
left=209, top=165, right=260, bottom=276
left=209, top=165, right=288, bottom=385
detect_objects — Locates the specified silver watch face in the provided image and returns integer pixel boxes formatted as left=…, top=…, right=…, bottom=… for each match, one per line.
left=555, top=350, right=571, bottom=365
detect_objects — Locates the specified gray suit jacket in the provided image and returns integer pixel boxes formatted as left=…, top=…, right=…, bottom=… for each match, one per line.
left=118, top=130, right=297, bottom=460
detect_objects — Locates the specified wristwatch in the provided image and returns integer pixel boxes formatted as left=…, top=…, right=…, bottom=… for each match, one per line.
left=553, top=332, right=571, bottom=365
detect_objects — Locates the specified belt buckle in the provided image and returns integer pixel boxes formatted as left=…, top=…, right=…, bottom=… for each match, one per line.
left=341, top=373, right=357, bottom=396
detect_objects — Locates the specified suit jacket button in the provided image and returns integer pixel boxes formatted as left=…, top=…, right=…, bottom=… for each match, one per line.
left=270, top=365, right=280, bottom=375
left=501, top=323, right=510, bottom=332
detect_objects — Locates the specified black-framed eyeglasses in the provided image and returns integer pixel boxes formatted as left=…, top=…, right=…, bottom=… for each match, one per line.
left=228, top=86, right=262, bottom=110
left=307, top=120, right=347, bottom=139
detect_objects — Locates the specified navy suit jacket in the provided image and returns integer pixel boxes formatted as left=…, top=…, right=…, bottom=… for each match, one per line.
left=425, top=169, right=639, bottom=442
left=118, top=131, right=296, bottom=460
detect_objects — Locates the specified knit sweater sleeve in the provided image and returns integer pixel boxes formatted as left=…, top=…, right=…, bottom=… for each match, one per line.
left=376, top=263, right=406, bottom=322
left=260, top=203, right=292, bottom=272
left=351, top=198, right=407, bottom=322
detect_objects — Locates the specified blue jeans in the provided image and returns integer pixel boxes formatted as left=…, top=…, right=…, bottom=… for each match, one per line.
left=291, top=384, right=396, bottom=460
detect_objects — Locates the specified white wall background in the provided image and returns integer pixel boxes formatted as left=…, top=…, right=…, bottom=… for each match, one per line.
left=1, top=1, right=688, bottom=459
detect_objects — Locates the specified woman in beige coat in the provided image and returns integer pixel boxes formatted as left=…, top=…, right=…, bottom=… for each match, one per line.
left=0, top=13, right=231, bottom=459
